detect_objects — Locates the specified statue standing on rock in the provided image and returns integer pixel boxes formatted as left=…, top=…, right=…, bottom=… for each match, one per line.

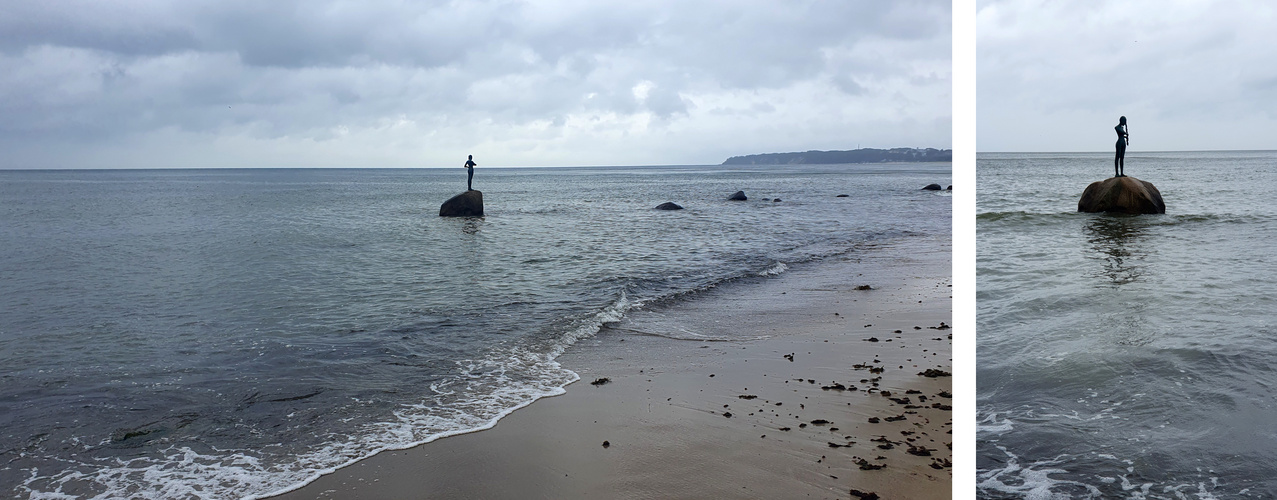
left=1114, top=116, right=1129, bottom=178
left=1077, top=116, right=1165, bottom=214
left=464, top=154, right=477, bottom=191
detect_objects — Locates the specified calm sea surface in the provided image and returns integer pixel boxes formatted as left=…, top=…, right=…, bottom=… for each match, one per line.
left=0, top=164, right=950, bottom=499
left=978, top=151, right=1277, bottom=499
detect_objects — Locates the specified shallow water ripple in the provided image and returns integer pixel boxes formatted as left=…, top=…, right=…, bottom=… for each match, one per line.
left=979, top=151, right=1277, bottom=499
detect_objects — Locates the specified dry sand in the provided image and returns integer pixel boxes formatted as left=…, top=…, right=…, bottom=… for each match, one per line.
left=272, top=239, right=951, bottom=500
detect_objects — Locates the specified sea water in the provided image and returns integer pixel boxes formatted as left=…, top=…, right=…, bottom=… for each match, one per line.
left=0, top=164, right=950, bottom=499
left=978, top=151, right=1277, bottom=498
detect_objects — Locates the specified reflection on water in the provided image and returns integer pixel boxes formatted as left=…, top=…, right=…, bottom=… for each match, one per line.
left=460, top=217, right=485, bottom=235
left=1083, top=214, right=1149, bottom=286
left=454, top=217, right=486, bottom=282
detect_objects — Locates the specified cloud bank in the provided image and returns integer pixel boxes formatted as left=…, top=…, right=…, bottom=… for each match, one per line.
left=1, top=0, right=951, bottom=168
left=978, top=0, right=1277, bottom=152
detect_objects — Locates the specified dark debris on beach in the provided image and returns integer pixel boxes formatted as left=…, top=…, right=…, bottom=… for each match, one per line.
left=854, top=457, right=887, bottom=470
left=849, top=488, right=881, bottom=500
left=657, top=315, right=951, bottom=496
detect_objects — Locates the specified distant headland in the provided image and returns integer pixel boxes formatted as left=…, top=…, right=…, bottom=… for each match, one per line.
left=722, top=148, right=952, bottom=165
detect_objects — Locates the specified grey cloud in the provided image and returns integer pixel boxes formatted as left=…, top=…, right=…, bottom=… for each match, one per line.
left=644, top=85, right=689, bottom=118
left=637, top=2, right=948, bottom=90
left=978, top=0, right=1277, bottom=152
left=832, top=74, right=866, bottom=95
left=189, top=1, right=473, bottom=69
left=0, top=2, right=198, bottom=56
left=1, top=0, right=951, bottom=167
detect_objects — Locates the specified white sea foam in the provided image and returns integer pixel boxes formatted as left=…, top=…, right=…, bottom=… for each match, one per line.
left=548, top=292, right=635, bottom=357
left=757, top=262, right=788, bottom=276
left=977, top=412, right=1015, bottom=434
left=978, top=441, right=1236, bottom=500
left=976, top=446, right=1101, bottom=500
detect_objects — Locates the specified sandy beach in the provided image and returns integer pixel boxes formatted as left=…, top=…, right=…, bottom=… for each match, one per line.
left=271, top=237, right=951, bottom=500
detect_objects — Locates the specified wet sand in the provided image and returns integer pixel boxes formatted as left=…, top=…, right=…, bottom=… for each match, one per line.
left=271, top=239, right=951, bottom=500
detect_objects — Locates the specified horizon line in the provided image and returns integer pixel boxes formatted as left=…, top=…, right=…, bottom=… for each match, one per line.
left=0, top=161, right=957, bottom=172
left=978, top=148, right=1277, bottom=154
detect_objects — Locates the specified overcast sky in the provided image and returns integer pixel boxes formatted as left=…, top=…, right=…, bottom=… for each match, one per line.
left=0, top=0, right=950, bottom=169
left=978, top=0, right=1277, bottom=152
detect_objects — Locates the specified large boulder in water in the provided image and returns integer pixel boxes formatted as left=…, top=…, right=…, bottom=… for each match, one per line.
left=655, top=202, right=683, bottom=210
left=1077, top=177, right=1165, bottom=214
left=440, top=190, right=484, bottom=217
left=728, top=190, right=747, bottom=201
left=922, top=183, right=943, bottom=191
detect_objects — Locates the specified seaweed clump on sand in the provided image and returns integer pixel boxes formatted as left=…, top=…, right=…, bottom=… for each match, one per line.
left=850, top=488, right=881, bottom=499
left=854, top=457, right=886, bottom=470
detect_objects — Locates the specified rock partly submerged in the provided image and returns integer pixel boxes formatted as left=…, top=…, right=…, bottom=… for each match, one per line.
left=728, top=191, right=747, bottom=201
left=655, top=202, right=683, bottom=210
left=1078, top=176, right=1166, bottom=214
left=440, top=190, right=484, bottom=217
left=922, top=184, right=943, bottom=191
